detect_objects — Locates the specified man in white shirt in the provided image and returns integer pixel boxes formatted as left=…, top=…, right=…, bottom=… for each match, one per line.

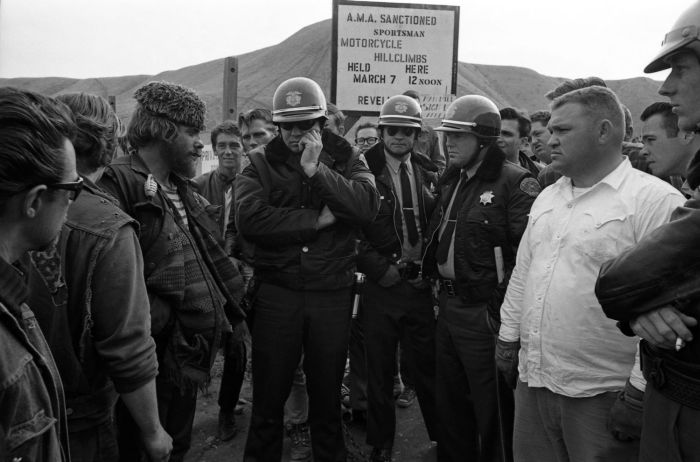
left=497, top=85, right=685, bottom=461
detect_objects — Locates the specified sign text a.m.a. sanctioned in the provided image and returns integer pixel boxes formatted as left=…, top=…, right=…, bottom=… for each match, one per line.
left=331, top=0, right=459, bottom=115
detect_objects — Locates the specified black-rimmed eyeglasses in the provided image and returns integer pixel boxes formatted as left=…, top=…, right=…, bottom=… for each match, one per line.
left=48, top=177, right=84, bottom=201
left=355, top=136, right=379, bottom=145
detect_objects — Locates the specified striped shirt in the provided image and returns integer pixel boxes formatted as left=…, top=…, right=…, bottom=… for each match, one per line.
left=161, top=183, right=188, bottom=226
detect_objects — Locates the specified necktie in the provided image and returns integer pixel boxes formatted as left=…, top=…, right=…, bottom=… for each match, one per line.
left=435, top=171, right=468, bottom=264
left=400, top=162, right=419, bottom=246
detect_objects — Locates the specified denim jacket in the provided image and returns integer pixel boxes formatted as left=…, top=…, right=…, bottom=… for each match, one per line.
left=0, top=259, right=69, bottom=461
left=28, top=179, right=158, bottom=431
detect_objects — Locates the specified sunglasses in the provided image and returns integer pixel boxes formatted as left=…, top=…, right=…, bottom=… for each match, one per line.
left=279, top=119, right=317, bottom=132
left=355, top=136, right=379, bottom=145
left=386, top=126, right=417, bottom=137
left=47, top=176, right=84, bottom=201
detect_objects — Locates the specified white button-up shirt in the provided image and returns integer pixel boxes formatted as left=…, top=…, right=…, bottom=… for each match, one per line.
left=499, top=158, right=684, bottom=397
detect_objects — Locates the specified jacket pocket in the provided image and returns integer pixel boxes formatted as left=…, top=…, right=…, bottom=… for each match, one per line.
left=7, top=408, right=57, bottom=452
left=463, top=208, right=508, bottom=265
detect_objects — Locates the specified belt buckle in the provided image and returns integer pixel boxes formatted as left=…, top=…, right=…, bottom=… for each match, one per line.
left=441, top=279, right=456, bottom=297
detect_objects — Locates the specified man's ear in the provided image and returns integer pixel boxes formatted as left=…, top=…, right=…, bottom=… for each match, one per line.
left=679, top=130, right=696, bottom=146
left=22, top=185, right=48, bottom=219
left=598, top=119, right=614, bottom=143
left=518, top=136, right=529, bottom=151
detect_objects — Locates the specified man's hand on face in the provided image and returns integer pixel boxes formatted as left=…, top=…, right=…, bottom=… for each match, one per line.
left=300, top=129, right=323, bottom=177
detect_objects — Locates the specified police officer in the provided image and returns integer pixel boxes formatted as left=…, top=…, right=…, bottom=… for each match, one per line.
left=424, top=95, right=539, bottom=462
left=596, top=2, right=700, bottom=460
left=235, top=77, right=378, bottom=462
left=356, top=95, right=438, bottom=461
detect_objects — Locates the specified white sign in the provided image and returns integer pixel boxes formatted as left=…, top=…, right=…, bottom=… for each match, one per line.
left=332, top=0, right=459, bottom=113
left=420, top=94, right=456, bottom=120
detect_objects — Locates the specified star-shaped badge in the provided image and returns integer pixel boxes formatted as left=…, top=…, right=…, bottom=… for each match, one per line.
left=479, top=190, right=495, bottom=205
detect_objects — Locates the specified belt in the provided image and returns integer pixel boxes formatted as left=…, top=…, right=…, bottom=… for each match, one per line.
left=438, top=278, right=460, bottom=297
left=641, top=340, right=700, bottom=410
left=398, top=262, right=422, bottom=280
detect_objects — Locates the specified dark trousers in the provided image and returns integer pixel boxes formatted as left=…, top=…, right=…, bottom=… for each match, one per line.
left=362, top=279, right=437, bottom=449
left=69, top=419, right=119, bottom=462
left=243, top=283, right=352, bottom=462
left=116, top=377, right=197, bottom=462
left=348, top=314, right=368, bottom=410
left=400, top=342, right=415, bottom=389
left=218, top=337, right=247, bottom=412
left=640, top=384, right=700, bottom=462
left=435, top=294, right=513, bottom=462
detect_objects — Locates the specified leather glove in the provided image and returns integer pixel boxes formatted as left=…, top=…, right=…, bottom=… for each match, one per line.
left=495, top=338, right=520, bottom=389
left=607, top=379, right=644, bottom=441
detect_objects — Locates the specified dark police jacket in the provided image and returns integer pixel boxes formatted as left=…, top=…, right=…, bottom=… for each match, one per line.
left=356, top=142, right=438, bottom=282
left=423, top=145, right=539, bottom=306
left=234, top=132, right=379, bottom=291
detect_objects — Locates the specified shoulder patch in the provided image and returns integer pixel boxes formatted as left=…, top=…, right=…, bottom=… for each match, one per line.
left=520, top=177, right=541, bottom=197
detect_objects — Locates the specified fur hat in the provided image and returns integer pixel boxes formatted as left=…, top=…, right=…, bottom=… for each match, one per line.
left=134, top=81, right=206, bottom=131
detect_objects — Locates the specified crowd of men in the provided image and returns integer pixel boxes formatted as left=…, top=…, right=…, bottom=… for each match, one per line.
left=1, top=2, right=700, bottom=462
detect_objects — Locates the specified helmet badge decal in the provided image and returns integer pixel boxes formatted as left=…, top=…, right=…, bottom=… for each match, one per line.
left=395, top=102, right=408, bottom=113
left=286, top=91, right=302, bottom=107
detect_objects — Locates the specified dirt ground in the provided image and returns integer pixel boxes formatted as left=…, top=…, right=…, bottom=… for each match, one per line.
left=184, top=354, right=437, bottom=462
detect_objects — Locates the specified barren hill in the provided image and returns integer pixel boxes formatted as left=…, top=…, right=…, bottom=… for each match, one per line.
left=0, top=19, right=663, bottom=135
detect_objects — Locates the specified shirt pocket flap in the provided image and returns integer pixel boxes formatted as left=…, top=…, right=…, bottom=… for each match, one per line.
left=584, top=202, right=629, bottom=228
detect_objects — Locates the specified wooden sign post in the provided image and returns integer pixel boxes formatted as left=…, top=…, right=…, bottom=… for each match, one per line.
left=222, top=56, right=239, bottom=121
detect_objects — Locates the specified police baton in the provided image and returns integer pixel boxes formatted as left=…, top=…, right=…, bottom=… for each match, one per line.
left=352, top=272, right=366, bottom=319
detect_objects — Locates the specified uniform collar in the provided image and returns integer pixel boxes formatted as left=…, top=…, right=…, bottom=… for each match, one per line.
left=439, top=144, right=506, bottom=187
left=384, top=150, right=411, bottom=175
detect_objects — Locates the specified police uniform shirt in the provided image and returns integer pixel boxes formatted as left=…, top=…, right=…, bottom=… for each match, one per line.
left=437, top=162, right=482, bottom=280
left=384, top=151, right=422, bottom=262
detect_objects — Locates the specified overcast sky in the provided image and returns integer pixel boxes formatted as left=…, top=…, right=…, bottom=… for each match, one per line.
left=0, top=0, right=694, bottom=80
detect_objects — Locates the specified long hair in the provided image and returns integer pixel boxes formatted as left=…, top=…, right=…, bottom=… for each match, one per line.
left=126, top=106, right=180, bottom=149
left=57, top=93, right=123, bottom=173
